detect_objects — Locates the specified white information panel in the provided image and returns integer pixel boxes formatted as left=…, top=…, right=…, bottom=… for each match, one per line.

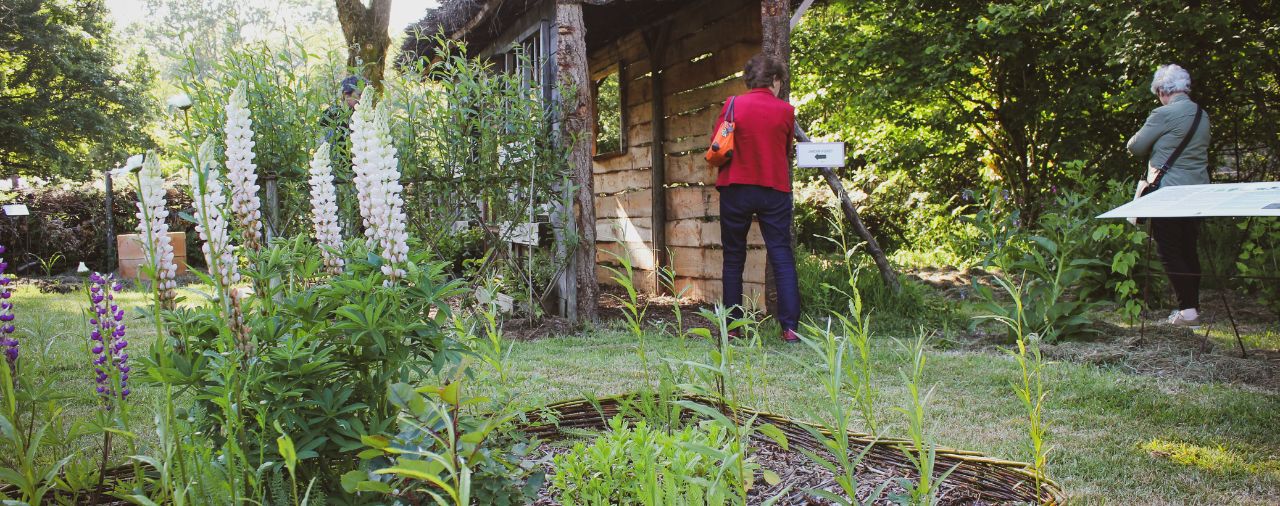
left=3, top=204, right=29, bottom=216
left=499, top=221, right=539, bottom=246
left=797, top=142, right=845, bottom=168
left=1098, top=182, right=1280, bottom=219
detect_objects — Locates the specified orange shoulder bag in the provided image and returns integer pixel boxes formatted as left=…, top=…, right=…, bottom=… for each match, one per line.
left=704, top=97, right=736, bottom=168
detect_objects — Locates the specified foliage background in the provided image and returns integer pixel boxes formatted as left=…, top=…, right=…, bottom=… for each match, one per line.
left=791, top=0, right=1280, bottom=312
left=0, top=0, right=155, bottom=180
left=1, top=0, right=1277, bottom=312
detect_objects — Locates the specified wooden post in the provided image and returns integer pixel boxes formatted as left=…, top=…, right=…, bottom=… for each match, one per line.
left=761, top=0, right=790, bottom=316
left=555, top=0, right=599, bottom=323
left=644, top=26, right=671, bottom=295
left=104, top=171, right=115, bottom=273
left=263, top=173, right=279, bottom=241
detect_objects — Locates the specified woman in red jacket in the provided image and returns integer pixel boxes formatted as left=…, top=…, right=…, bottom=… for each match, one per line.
left=713, top=54, right=801, bottom=342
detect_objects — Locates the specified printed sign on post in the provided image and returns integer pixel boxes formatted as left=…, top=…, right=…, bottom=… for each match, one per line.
left=797, top=142, right=845, bottom=168
left=3, top=204, right=30, bottom=216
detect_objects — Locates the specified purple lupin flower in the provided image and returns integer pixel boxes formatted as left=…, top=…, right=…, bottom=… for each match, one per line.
left=89, top=273, right=129, bottom=405
left=0, top=245, right=16, bottom=369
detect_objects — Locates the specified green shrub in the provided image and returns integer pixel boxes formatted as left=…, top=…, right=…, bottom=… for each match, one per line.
left=971, top=195, right=1104, bottom=342
left=154, top=240, right=469, bottom=499
left=1231, top=218, right=1280, bottom=314
left=552, top=416, right=742, bottom=505
left=0, top=184, right=196, bottom=274
left=172, top=35, right=345, bottom=239
left=796, top=246, right=949, bottom=332
left=971, top=170, right=1135, bottom=342
left=343, top=373, right=544, bottom=506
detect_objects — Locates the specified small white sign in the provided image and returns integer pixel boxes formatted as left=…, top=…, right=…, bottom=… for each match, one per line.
left=797, top=142, right=845, bottom=168
left=3, top=204, right=30, bottom=216
left=499, top=221, right=539, bottom=246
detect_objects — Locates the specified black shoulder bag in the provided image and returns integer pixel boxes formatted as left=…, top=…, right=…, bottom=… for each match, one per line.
left=1140, top=105, right=1203, bottom=197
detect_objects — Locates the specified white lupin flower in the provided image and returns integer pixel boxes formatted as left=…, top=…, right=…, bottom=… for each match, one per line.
left=224, top=81, right=264, bottom=251
left=134, top=151, right=178, bottom=308
left=190, top=137, right=241, bottom=290
left=166, top=93, right=193, bottom=111
left=119, top=154, right=144, bottom=174
left=349, top=87, right=409, bottom=284
left=307, top=142, right=345, bottom=275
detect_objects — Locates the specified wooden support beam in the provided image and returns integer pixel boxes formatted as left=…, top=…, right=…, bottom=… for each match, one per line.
left=643, top=24, right=671, bottom=294
left=556, top=0, right=599, bottom=323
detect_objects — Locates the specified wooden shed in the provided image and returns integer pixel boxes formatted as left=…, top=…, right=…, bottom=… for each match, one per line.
left=403, top=0, right=810, bottom=320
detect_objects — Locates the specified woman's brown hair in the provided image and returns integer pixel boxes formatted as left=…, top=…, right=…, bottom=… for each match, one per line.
left=742, top=54, right=787, bottom=89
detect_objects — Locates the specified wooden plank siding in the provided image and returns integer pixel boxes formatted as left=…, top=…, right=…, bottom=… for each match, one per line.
left=590, top=0, right=765, bottom=303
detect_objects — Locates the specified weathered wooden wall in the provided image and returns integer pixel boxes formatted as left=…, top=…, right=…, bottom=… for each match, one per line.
left=591, top=0, right=766, bottom=307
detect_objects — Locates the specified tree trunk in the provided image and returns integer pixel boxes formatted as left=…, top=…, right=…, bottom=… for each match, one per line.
left=555, top=0, right=599, bottom=323
left=761, top=0, right=791, bottom=98
left=335, top=0, right=391, bottom=91
left=761, top=0, right=790, bottom=316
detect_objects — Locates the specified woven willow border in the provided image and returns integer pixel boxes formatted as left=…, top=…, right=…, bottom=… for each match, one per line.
left=516, top=393, right=1065, bottom=505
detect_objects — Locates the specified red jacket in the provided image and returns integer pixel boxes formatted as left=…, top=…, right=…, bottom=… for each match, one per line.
left=712, top=88, right=795, bottom=192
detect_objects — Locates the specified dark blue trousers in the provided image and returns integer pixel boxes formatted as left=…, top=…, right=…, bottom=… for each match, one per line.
left=718, top=184, right=801, bottom=331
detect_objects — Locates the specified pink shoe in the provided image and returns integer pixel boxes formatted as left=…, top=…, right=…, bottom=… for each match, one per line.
left=781, top=329, right=801, bottom=343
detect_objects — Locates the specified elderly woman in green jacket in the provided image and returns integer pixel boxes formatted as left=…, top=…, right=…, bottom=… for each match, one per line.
left=1126, top=64, right=1211, bottom=327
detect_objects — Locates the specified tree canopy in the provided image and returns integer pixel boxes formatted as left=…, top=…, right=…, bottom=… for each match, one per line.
left=0, top=0, right=154, bottom=180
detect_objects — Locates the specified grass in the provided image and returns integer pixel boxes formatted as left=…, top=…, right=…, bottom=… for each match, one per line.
left=9, top=285, right=165, bottom=463
left=9, top=284, right=1280, bottom=504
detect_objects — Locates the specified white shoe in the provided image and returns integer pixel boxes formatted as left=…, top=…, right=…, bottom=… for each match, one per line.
left=1167, top=310, right=1201, bottom=328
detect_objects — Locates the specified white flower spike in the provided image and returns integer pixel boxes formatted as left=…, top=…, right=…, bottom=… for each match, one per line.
left=224, top=81, right=264, bottom=251
left=133, top=151, right=178, bottom=308
left=190, top=136, right=241, bottom=291
left=308, top=142, right=345, bottom=275
left=349, top=86, right=409, bottom=284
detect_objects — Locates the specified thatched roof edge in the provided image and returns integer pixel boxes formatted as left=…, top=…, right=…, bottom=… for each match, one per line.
left=399, top=0, right=510, bottom=65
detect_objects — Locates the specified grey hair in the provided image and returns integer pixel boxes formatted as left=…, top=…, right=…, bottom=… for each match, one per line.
left=1150, top=64, right=1192, bottom=95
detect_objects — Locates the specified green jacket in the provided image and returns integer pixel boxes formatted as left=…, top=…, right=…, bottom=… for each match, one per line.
left=1126, top=94, right=1211, bottom=188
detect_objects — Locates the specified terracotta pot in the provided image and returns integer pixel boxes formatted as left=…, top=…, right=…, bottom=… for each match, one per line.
left=116, top=232, right=188, bottom=279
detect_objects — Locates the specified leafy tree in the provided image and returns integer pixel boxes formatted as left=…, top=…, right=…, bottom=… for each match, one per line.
left=129, top=0, right=339, bottom=81
left=0, top=0, right=154, bottom=181
left=793, top=0, right=1279, bottom=227
left=1101, top=0, right=1280, bottom=182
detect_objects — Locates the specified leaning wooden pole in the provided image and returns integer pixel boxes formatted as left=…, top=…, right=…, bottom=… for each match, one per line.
left=795, top=126, right=900, bottom=293
left=786, top=0, right=899, bottom=294
left=555, top=0, right=599, bottom=323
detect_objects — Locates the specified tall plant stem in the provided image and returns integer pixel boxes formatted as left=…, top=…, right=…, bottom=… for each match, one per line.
left=97, top=430, right=113, bottom=498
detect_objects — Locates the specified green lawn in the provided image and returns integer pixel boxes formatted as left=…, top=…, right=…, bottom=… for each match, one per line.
left=9, top=284, right=1280, bottom=504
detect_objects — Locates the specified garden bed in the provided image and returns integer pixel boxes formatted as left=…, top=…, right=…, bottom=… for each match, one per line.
left=517, top=394, right=1063, bottom=505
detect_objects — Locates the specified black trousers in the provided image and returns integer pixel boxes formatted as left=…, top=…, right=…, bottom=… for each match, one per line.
left=718, top=184, right=801, bottom=331
left=1150, top=218, right=1201, bottom=310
